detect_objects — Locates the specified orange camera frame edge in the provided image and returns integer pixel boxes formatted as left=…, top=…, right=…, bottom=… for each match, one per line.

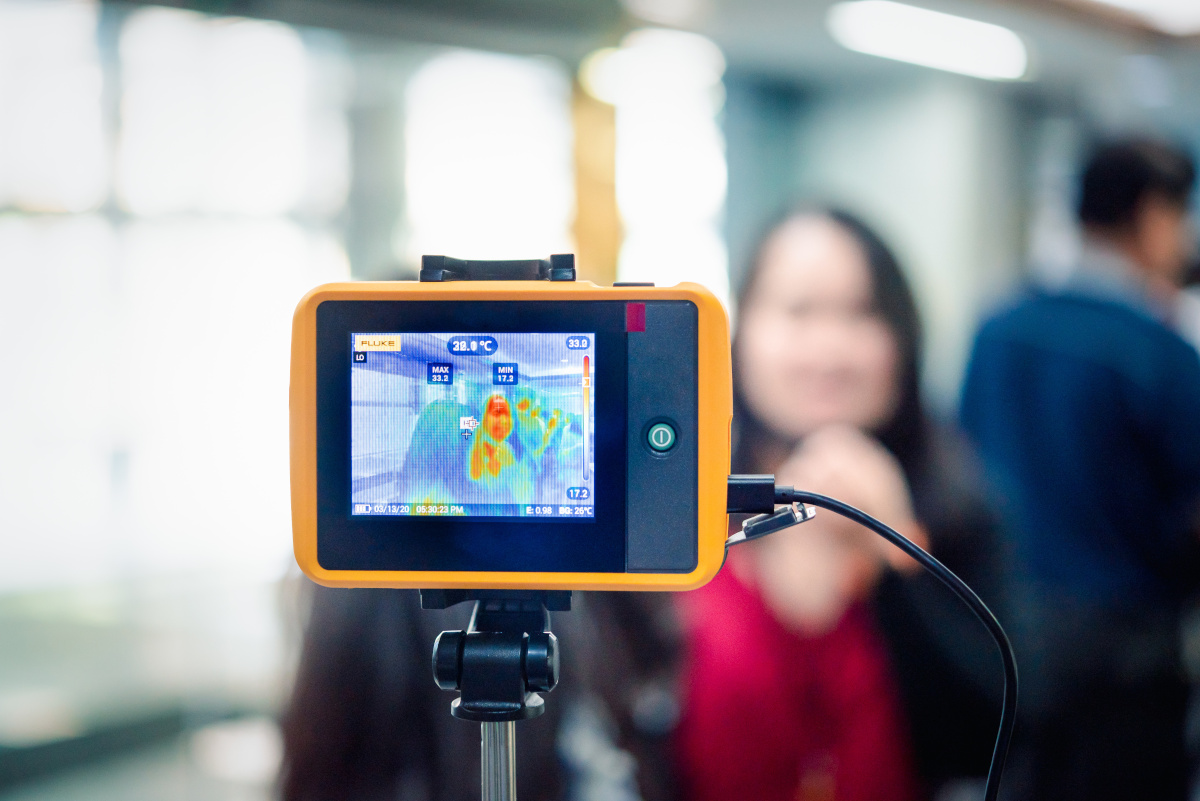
left=290, top=280, right=733, bottom=591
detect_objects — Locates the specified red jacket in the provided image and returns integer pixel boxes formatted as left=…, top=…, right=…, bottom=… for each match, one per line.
left=676, top=567, right=920, bottom=801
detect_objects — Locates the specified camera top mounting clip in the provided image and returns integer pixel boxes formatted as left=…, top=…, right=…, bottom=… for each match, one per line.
left=419, top=254, right=576, bottom=283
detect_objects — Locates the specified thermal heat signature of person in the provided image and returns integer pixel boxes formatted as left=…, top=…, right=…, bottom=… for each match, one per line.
left=675, top=208, right=1004, bottom=801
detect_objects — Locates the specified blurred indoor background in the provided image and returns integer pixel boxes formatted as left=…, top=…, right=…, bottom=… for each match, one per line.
left=1, top=0, right=1198, bottom=798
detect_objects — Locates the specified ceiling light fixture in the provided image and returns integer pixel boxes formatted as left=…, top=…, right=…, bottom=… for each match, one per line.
left=827, top=0, right=1028, bottom=81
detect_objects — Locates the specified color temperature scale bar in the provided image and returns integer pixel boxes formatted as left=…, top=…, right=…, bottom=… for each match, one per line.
left=583, top=355, right=591, bottom=481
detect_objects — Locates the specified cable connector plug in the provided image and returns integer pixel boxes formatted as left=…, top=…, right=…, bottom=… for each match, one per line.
left=726, top=474, right=777, bottom=514
left=725, top=474, right=816, bottom=549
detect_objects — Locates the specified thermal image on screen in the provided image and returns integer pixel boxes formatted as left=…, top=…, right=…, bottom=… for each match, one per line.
left=350, top=333, right=596, bottom=519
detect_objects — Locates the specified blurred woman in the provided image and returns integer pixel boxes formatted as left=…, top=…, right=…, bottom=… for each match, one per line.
left=675, top=209, right=1002, bottom=801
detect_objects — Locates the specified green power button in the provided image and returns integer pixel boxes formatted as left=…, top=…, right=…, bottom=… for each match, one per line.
left=647, top=423, right=676, bottom=452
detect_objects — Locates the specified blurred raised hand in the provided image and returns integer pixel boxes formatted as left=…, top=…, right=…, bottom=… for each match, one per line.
left=738, top=424, right=928, bottom=635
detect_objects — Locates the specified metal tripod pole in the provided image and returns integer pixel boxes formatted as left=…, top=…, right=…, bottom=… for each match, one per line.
left=481, top=721, right=516, bottom=801
left=428, top=592, right=566, bottom=801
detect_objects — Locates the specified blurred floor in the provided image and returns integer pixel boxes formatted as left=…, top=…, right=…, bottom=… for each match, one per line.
left=0, top=575, right=293, bottom=798
left=0, top=719, right=277, bottom=801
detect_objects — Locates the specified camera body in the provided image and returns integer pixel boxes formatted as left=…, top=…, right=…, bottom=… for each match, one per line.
left=290, top=278, right=732, bottom=591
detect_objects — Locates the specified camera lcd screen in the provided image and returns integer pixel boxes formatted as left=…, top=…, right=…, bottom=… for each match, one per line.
left=350, top=332, right=597, bottom=521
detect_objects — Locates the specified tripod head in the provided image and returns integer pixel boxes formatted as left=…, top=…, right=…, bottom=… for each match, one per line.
left=425, top=590, right=568, bottom=722
left=422, top=589, right=571, bottom=801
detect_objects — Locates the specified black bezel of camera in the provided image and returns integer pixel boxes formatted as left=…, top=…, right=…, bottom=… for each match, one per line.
left=315, top=300, right=629, bottom=574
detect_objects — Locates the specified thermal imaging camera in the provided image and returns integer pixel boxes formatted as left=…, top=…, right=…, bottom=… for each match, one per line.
left=290, top=255, right=733, bottom=592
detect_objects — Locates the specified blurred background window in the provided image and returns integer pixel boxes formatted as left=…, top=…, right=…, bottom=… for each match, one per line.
left=0, top=4, right=353, bottom=797
left=0, top=0, right=106, bottom=212
left=582, top=28, right=731, bottom=309
left=402, top=50, right=575, bottom=262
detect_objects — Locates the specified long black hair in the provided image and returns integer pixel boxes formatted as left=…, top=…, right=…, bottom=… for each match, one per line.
left=730, top=206, right=930, bottom=478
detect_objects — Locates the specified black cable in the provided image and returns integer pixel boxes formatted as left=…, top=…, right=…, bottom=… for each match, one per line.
left=768, top=486, right=1018, bottom=801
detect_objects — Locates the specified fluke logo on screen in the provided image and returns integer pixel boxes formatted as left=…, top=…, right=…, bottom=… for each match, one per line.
left=354, top=334, right=402, bottom=351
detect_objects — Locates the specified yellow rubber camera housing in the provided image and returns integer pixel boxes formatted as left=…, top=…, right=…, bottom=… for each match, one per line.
left=290, top=279, right=731, bottom=591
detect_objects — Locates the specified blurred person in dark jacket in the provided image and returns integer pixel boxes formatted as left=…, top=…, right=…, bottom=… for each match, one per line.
left=677, top=208, right=1004, bottom=801
left=961, top=138, right=1200, bottom=801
